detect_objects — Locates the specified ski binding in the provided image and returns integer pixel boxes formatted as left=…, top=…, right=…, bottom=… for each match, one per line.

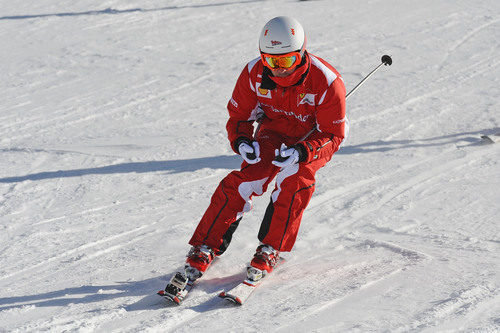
left=157, top=271, right=193, bottom=305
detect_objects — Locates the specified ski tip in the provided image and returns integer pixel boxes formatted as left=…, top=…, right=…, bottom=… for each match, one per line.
left=225, top=296, right=243, bottom=305
left=219, top=291, right=243, bottom=305
left=157, top=290, right=181, bottom=305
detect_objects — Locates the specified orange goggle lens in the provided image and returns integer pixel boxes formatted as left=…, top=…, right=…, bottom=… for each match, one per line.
left=261, top=52, right=301, bottom=69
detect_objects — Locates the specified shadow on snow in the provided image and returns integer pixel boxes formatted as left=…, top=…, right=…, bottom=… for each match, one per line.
left=0, top=155, right=242, bottom=183
left=0, top=1, right=261, bottom=20
left=337, top=129, right=496, bottom=154
left=0, top=129, right=495, bottom=183
left=0, top=272, right=244, bottom=312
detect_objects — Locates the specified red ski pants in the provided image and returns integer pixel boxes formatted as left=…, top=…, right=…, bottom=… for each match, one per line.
left=189, top=130, right=328, bottom=253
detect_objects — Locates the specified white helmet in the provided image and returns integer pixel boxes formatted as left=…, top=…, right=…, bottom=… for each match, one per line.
left=259, top=16, right=306, bottom=55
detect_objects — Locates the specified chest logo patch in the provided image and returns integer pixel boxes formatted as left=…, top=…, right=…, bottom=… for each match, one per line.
left=256, top=82, right=272, bottom=99
left=298, top=93, right=315, bottom=106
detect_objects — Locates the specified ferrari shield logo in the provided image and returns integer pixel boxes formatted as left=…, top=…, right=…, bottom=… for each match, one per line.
left=298, top=93, right=315, bottom=106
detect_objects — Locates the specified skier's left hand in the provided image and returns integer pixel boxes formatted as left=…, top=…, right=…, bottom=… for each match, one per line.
left=272, top=143, right=301, bottom=168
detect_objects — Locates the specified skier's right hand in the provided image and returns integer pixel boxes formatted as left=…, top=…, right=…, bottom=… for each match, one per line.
left=237, top=137, right=261, bottom=164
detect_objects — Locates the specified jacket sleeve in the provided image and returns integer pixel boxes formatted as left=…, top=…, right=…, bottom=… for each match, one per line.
left=297, top=77, right=346, bottom=163
left=226, top=64, right=259, bottom=153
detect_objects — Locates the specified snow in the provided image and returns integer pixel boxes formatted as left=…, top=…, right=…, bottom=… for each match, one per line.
left=0, top=0, right=499, bottom=331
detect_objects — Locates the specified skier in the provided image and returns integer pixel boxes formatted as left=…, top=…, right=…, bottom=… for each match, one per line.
left=183, top=16, right=346, bottom=282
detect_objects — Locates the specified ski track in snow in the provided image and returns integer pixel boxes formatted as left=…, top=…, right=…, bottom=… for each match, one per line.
left=354, top=55, right=500, bottom=131
left=438, top=17, right=500, bottom=69
left=275, top=240, right=429, bottom=331
left=0, top=168, right=228, bottom=289
left=1, top=71, right=215, bottom=143
left=29, top=171, right=225, bottom=228
left=1, top=0, right=499, bottom=331
left=408, top=285, right=500, bottom=332
left=307, top=142, right=478, bottom=232
left=9, top=234, right=165, bottom=286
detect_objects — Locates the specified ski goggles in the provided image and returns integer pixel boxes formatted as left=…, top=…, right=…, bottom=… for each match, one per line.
left=260, top=51, right=302, bottom=70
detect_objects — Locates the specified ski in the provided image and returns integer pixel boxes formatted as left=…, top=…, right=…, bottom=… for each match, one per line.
left=218, top=278, right=262, bottom=305
left=157, top=271, right=195, bottom=305
left=219, top=257, right=285, bottom=305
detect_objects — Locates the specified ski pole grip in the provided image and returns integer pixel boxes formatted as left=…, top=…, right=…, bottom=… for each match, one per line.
left=273, top=155, right=288, bottom=163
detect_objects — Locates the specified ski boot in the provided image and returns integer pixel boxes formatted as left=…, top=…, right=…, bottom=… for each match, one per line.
left=184, top=244, right=216, bottom=280
left=247, top=244, right=280, bottom=282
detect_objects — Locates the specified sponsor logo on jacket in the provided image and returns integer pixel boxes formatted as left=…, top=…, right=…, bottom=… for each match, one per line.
left=258, top=87, right=269, bottom=96
left=257, top=83, right=272, bottom=99
left=261, top=103, right=311, bottom=122
left=298, top=93, right=315, bottom=106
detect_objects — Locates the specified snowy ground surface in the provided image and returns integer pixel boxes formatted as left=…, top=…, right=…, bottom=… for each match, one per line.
left=1, top=0, right=499, bottom=332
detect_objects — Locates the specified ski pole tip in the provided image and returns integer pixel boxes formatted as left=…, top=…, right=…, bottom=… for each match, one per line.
left=381, top=55, right=392, bottom=66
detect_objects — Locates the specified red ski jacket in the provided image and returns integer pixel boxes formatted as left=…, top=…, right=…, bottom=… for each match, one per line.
left=226, top=52, right=346, bottom=164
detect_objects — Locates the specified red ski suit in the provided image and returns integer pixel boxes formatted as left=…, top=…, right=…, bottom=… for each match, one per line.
left=189, top=52, right=346, bottom=253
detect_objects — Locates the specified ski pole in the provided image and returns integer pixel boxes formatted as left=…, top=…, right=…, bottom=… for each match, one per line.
left=345, top=54, right=392, bottom=100
left=294, top=54, right=393, bottom=142
left=268, top=54, right=392, bottom=163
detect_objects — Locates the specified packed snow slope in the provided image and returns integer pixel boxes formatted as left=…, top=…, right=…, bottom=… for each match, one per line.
left=1, top=0, right=499, bottom=332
